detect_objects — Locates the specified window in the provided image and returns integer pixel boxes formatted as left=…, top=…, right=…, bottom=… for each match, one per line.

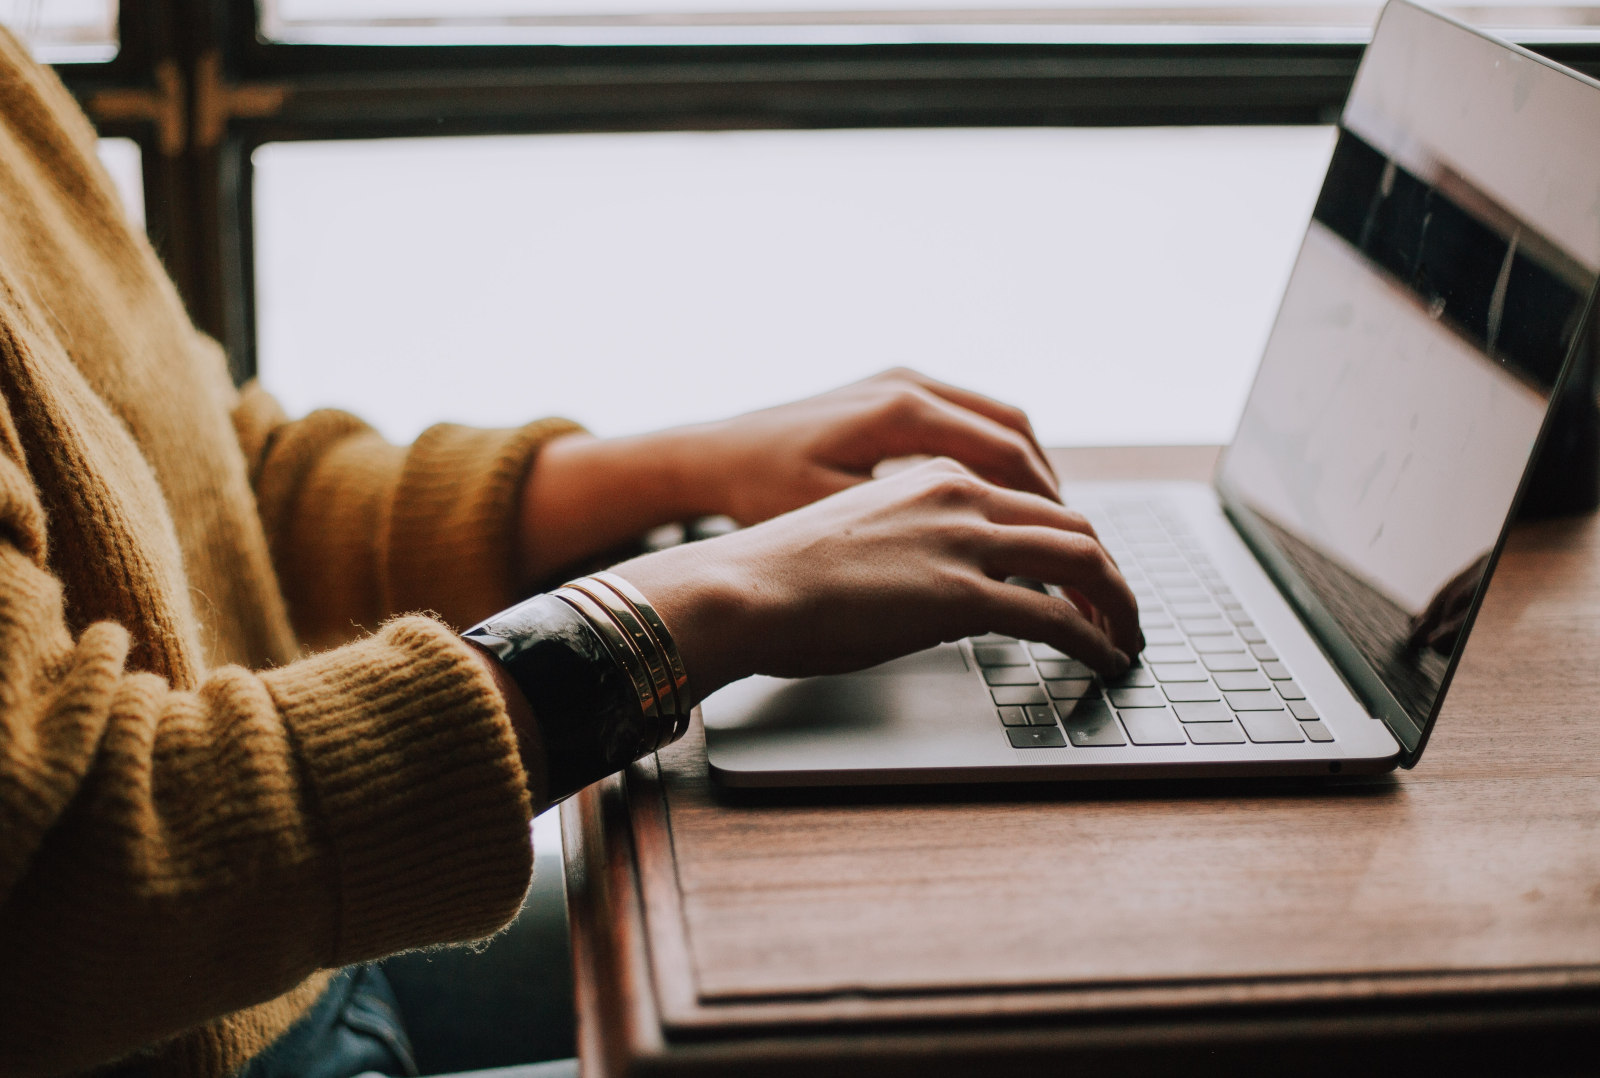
left=33, top=0, right=1600, bottom=405
left=0, top=0, right=116, bottom=62
left=263, top=0, right=1600, bottom=45
left=254, top=126, right=1333, bottom=446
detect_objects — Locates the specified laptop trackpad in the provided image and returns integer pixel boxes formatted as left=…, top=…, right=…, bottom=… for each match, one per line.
left=702, top=644, right=1002, bottom=778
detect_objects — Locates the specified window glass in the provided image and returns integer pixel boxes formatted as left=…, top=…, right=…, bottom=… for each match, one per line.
left=96, top=137, right=143, bottom=227
left=0, top=1, right=116, bottom=62
left=254, top=126, right=1333, bottom=447
left=261, top=0, right=1600, bottom=45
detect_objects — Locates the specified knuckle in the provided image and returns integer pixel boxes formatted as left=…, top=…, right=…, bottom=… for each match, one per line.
left=884, top=387, right=929, bottom=421
left=923, top=470, right=984, bottom=504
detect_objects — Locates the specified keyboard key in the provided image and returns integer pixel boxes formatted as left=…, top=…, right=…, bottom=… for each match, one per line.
left=984, top=666, right=1040, bottom=686
left=1224, top=691, right=1285, bottom=711
left=1108, top=687, right=1166, bottom=708
left=1202, top=653, right=1258, bottom=672
left=1026, top=704, right=1059, bottom=726
left=1236, top=710, right=1306, bottom=743
left=1132, top=543, right=1178, bottom=559
left=1214, top=671, right=1270, bottom=692
left=1261, top=662, right=1293, bottom=680
left=992, top=685, right=1048, bottom=706
left=1226, top=608, right=1255, bottom=625
left=974, top=643, right=1030, bottom=666
left=1028, top=642, right=1071, bottom=661
left=997, top=706, right=1030, bottom=727
left=1037, top=658, right=1094, bottom=680
left=1238, top=626, right=1267, bottom=644
left=1008, top=726, right=1067, bottom=749
left=1172, top=601, right=1220, bottom=619
left=1174, top=700, right=1234, bottom=723
left=1060, top=700, right=1127, bottom=746
left=1276, top=680, right=1306, bottom=700
left=1104, top=666, right=1156, bottom=688
left=1187, top=721, right=1247, bottom=744
left=1181, top=618, right=1232, bottom=635
left=1142, top=628, right=1184, bottom=647
left=1192, top=635, right=1244, bottom=653
left=971, top=633, right=1017, bottom=644
left=1301, top=721, right=1335, bottom=742
left=1288, top=700, right=1320, bottom=720
left=1161, top=588, right=1210, bottom=605
left=1119, top=707, right=1187, bottom=745
left=1139, top=613, right=1174, bottom=630
left=1142, top=644, right=1194, bottom=664
left=1045, top=678, right=1095, bottom=700
left=1149, top=662, right=1208, bottom=682
left=1150, top=571, right=1196, bottom=587
left=1249, top=644, right=1279, bottom=662
left=1164, top=682, right=1222, bottom=702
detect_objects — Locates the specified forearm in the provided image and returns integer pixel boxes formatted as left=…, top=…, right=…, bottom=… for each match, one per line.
left=517, top=426, right=724, bottom=588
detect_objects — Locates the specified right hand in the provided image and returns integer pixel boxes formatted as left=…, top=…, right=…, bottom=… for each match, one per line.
left=612, top=457, right=1142, bottom=699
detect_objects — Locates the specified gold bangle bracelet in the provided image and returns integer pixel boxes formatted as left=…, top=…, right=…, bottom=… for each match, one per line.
left=591, top=571, right=692, bottom=707
left=566, top=578, right=680, bottom=749
left=554, top=587, right=660, bottom=722
left=591, top=571, right=692, bottom=744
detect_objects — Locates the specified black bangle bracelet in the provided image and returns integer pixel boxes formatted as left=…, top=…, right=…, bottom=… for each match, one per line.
left=463, top=593, right=664, bottom=802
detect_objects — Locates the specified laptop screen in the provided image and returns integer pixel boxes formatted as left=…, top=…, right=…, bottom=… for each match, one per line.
left=1215, top=0, right=1600, bottom=758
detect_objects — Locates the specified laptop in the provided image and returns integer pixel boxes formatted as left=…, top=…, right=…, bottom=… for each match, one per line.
left=701, top=0, right=1600, bottom=787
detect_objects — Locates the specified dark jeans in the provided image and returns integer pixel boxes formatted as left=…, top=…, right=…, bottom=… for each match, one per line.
left=238, top=826, right=574, bottom=1078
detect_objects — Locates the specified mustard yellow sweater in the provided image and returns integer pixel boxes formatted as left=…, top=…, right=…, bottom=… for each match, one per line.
left=0, top=32, right=581, bottom=1078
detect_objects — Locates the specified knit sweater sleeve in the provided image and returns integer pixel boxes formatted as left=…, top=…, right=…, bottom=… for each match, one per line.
left=0, top=396, right=544, bottom=1076
left=232, top=381, right=584, bottom=648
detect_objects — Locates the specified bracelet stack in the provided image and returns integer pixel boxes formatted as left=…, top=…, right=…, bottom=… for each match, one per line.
left=461, top=573, right=693, bottom=802
left=552, top=572, right=694, bottom=752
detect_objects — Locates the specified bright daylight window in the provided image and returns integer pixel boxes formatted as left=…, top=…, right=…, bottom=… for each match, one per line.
left=0, top=0, right=116, bottom=62
left=263, top=0, right=1600, bottom=45
left=254, top=126, right=1334, bottom=448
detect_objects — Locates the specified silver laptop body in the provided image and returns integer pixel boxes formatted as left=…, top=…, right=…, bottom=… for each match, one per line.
left=703, top=0, right=1600, bottom=787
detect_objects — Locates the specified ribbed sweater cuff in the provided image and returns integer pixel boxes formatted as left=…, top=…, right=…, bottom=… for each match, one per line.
left=259, top=616, right=535, bottom=963
left=386, top=417, right=584, bottom=629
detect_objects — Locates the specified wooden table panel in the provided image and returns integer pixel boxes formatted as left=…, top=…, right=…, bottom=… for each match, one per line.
left=564, top=445, right=1600, bottom=1076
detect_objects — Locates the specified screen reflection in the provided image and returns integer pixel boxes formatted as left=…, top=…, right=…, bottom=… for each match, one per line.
left=1219, top=0, right=1600, bottom=735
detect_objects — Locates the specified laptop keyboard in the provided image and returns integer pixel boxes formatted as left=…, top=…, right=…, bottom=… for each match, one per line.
left=978, top=499, right=1335, bottom=750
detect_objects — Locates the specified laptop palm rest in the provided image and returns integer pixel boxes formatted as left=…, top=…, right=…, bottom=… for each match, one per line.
left=704, top=644, right=1015, bottom=785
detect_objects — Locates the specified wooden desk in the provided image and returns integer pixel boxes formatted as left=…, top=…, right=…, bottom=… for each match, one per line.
left=560, top=445, right=1600, bottom=1077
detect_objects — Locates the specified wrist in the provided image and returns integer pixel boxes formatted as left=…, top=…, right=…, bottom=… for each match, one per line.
left=462, top=637, right=548, bottom=796
left=609, top=540, right=764, bottom=699
left=464, top=591, right=672, bottom=803
left=516, top=426, right=725, bottom=587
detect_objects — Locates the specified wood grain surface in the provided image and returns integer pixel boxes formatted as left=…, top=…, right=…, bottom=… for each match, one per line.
left=563, top=445, right=1600, bottom=1076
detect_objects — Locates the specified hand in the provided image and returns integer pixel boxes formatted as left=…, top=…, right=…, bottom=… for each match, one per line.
left=611, top=458, right=1141, bottom=698
left=517, top=369, right=1060, bottom=587
left=682, top=367, right=1061, bottom=525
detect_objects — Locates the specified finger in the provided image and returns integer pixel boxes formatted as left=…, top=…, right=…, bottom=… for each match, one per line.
left=880, top=390, right=1060, bottom=501
left=975, top=578, right=1130, bottom=677
left=964, top=484, right=1101, bottom=544
left=967, top=483, right=1135, bottom=573
left=882, top=368, right=1059, bottom=485
left=981, top=525, right=1142, bottom=657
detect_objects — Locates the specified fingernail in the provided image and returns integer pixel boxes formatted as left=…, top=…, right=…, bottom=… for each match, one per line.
left=1112, top=649, right=1131, bottom=675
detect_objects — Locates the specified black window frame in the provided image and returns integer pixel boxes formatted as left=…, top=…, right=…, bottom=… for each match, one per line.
left=48, top=0, right=1600, bottom=385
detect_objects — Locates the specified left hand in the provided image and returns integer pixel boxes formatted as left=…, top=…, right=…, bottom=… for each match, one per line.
left=517, top=367, right=1060, bottom=586
left=679, top=367, right=1060, bottom=525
